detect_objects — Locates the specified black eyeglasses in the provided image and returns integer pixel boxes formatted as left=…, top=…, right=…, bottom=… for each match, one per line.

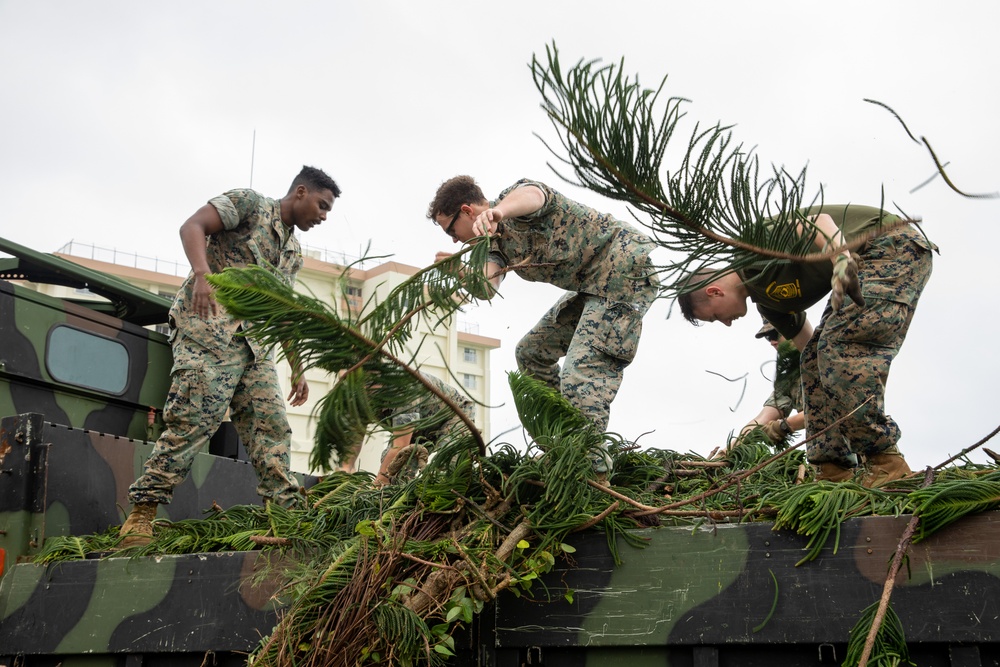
left=443, top=208, right=462, bottom=240
left=764, top=331, right=780, bottom=342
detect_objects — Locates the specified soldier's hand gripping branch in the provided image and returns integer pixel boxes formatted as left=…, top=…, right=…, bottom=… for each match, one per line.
left=831, top=252, right=865, bottom=311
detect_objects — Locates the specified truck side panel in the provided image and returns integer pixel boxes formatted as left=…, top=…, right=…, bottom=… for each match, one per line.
left=0, top=280, right=171, bottom=443
left=0, top=413, right=271, bottom=568
left=3, top=513, right=999, bottom=666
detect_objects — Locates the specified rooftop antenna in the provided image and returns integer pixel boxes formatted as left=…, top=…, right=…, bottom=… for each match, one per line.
left=249, top=128, right=256, bottom=188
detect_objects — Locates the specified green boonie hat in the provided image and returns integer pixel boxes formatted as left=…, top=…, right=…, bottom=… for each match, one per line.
left=755, top=321, right=777, bottom=338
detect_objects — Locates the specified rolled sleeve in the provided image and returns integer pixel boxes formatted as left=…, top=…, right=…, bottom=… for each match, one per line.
left=208, top=195, right=242, bottom=231
left=392, top=411, right=420, bottom=429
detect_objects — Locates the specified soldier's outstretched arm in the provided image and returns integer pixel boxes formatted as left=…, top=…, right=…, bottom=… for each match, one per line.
left=179, top=204, right=227, bottom=318
left=470, top=184, right=545, bottom=236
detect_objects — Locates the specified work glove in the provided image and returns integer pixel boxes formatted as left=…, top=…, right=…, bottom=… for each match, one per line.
left=831, top=253, right=865, bottom=311
left=762, top=418, right=793, bottom=443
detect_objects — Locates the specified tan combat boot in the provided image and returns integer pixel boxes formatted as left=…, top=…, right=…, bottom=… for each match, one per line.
left=862, top=451, right=911, bottom=488
left=119, top=502, right=158, bottom=548
left=814, top=462, right=855, bottom=483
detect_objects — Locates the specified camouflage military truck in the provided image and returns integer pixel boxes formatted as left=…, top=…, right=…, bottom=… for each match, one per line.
left=0, top=236, right=296, bottom=665
left=2, top=236, right=1000, bottom=666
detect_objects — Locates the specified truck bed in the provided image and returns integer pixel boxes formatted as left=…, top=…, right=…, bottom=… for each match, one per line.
left=3, top=509, right=998, bottom=666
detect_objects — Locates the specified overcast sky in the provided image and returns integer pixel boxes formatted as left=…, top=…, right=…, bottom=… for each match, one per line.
left=2, top=1, right=998, bottom=470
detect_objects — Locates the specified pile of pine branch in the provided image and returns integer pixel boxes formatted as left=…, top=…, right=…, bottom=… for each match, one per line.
left=36, top=375, right=1000, bottom=666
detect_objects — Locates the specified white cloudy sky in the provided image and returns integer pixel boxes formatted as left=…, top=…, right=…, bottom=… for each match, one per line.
left=2, top=1, right=998, bottom=470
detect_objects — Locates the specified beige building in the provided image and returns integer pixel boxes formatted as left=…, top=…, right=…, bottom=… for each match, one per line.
left=37, top=242, right=500, bottom=475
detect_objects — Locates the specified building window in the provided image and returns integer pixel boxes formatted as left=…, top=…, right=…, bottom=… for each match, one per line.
left=344, top=284, right=363, bottom=310
left=463, top=347, right=477, bottom=363
left=462, top=373, right=477, bottom=390
left=46, top=325, right=129, bottom=394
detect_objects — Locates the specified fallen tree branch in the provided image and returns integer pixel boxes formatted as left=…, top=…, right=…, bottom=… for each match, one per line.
left=399, top=552, right=458, bottom=571
left=857, top=468, right=934, bottom=667
left=635, top=397, right=876, bottom=516
left=933, top=422, right=1000, bottom=470
left=571, top=501, right=620, bottom=533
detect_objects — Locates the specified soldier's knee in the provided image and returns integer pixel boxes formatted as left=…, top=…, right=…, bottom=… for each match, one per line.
left=517, top=321, right=574, bottom=375
left=515, top=337, right=542, bottom=369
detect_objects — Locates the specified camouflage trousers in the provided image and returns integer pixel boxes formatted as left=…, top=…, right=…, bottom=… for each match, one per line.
left=801, top=226, right=934, bottom=466
left=128, top=333, right=301, bottom=507
left=515, top=285, right=656, bottom=435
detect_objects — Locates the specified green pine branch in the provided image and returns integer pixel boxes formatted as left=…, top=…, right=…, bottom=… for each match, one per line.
left=906, top=474, right=1000, bottom=542
left=529, top=42, right=904, bottom=295
left=205, top=243, right=494, bottom=470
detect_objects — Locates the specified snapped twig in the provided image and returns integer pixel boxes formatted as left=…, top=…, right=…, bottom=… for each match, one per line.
left=933, top=422, right=1000, bottom=470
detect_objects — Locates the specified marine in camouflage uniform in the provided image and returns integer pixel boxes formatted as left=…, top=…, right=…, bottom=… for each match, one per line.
left=680, top=205, right=935, bottom=484
left=120, top=166, right=340, bottom=546
left=427, top=177, right=657, bottom=451
left=760, top=326, right=804, bottom=421
left=376, top=373, right=476, bottom=484
left=727, top=322, right=807, bottom=453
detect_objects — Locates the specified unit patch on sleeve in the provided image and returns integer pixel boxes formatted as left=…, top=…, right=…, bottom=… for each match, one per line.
left=765, top=280, right=802, bottom=301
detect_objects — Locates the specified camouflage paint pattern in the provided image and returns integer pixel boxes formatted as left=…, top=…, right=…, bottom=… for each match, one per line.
left=0, top=279, right=171, bottom=443
left=0, top=412, right=271, bottom=569
left=483, top=511, right=1000, bottom=666
left=128, top=334, right=301, bottom=509
left=1, top=233, right=991, bottom=666
left=3, top=510, right=999, bottom=665
left=0, top=551, right=283, bottom=659
left=801, top=225, right=934, bottom=465
left=0, top=262, right=303, bottom=572
left=1, top=237, right=317, bottom=666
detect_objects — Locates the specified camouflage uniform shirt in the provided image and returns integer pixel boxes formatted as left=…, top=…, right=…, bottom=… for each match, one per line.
left=379, top=374, right=476, bottom=482
left=169, top=189, right=303, bottom=357
left=488, top=179, right=659, bottom=443
left=489, top=179, right=655, bottom=301
left=389, top=373, right=475, bottom=443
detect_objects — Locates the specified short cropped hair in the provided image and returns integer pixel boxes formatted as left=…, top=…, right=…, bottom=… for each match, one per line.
left=427, top=175, right=488, bottom=220
left=290, top=165, right=341, bottom=198
left=676, top=268, right=719, bottom=325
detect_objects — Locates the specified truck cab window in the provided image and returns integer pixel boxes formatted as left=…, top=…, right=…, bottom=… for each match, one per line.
left=46, top=325, right=130, bottom=394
